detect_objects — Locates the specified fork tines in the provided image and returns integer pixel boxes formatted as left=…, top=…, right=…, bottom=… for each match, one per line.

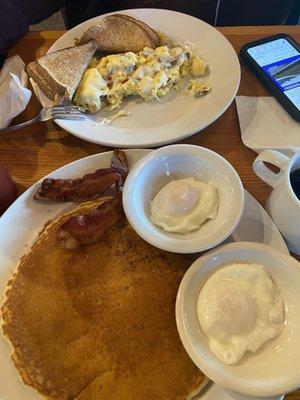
left=51, top=105, right=86, bottom=120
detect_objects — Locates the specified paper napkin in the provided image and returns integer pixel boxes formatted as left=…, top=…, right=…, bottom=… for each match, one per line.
left=0, top=55, right=32, bottom=129
left=236, top=96, right=300, bottom=155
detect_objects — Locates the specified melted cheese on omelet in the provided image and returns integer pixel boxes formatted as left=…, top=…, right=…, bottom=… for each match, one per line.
left=74, top=45, right=209, bottom=113
left=73, top=68, right=107, bottom=113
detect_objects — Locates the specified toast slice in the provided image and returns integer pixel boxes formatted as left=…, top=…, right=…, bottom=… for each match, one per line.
left=116, top=14, right=160, bottom=48
left=27, top=62, right=61, bottom=102
left=78, top=15, right=154, bottom=53
left=27, top=42, right=96, bottom=102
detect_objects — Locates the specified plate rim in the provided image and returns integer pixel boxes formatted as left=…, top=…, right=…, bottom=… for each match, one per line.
left=0, top=149, right=287, bottom=250
left=41, top=8, right=241, bottom=148
left=0, top=149, right=288, bottom=400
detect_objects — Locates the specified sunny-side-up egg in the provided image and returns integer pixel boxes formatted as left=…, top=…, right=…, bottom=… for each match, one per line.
left=197, top=264, right=285, bottom=365
left=150, top=177, right=219, bottom=234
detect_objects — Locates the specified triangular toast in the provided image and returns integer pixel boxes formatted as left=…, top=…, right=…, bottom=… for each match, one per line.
left=79, top=15, right=154, bottom=53
left=27, top=42, right=96, bottom=101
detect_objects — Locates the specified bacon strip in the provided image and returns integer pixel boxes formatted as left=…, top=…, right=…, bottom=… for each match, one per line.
left=58, top=197, right=124, bottom=249
left=111, top=149, right=129, bottom=178
left=34, top=150, right=128, bottom=202
left=34, top=170, right=118, bottom=202
left=110, top=148, right=129, bottom=191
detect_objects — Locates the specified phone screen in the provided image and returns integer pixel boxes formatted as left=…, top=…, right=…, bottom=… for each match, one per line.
left=247, top=38, right=300, bottom=111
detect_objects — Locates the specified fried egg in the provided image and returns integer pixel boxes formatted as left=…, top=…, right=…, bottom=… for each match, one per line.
left=197, top=264, right=285, bottom=365
left=150, top=177, right=218, bottom=234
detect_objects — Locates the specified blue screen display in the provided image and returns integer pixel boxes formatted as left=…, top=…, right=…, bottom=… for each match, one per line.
left=247, top=38, right=300, bottom=111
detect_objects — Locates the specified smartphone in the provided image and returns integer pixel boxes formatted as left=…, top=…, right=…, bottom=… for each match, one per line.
left=240, top=34, right=300, bottom=122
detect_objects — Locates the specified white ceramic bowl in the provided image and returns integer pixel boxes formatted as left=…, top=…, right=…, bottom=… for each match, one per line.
left=123, top=144, right=244, bottom=253
left=176, top=242, right=300, bottom=397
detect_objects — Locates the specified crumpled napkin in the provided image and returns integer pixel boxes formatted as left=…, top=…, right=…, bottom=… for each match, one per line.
left=236, top=96, right=300, bottom=155
left=0, top=55, right=32, bottom=129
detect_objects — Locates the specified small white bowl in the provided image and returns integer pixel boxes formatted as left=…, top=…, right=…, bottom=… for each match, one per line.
left=123, top=144, right=244, bottom=253
left=176, top=242, right=300, bottom=398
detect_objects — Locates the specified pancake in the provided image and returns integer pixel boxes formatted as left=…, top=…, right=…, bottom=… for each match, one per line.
left=1, top=199, right=206, bottom=399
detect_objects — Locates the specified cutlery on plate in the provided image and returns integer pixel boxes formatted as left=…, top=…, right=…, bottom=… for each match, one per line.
left=0, top=105, right=86, bottom=132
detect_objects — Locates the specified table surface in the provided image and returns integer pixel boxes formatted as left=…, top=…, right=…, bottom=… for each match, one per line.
left=3, top=25, right=300, bottom=400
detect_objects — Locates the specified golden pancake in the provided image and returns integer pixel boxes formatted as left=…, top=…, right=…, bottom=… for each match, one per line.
left=1, top=199, right=205, bottom=399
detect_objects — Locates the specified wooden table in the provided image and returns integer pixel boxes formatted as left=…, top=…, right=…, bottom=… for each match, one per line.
left=3, top=26, right=299, bottom=204
left=3, top=25, right=300, bottom=399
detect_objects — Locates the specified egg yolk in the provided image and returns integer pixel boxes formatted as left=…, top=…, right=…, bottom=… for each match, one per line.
left=214, top=282, right=256, bottom=336
left=197, top=264, right=285, bottom=365
left=160, top=180, right=199, bottom=217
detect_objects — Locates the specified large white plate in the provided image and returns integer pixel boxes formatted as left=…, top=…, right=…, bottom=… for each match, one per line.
left=36, top=9, right=240, bottom=148
left=0, top=150, right=287, bottom=400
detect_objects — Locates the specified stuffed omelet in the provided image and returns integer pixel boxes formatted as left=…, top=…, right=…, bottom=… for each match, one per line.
left=73, top=45, right=210, bottom=113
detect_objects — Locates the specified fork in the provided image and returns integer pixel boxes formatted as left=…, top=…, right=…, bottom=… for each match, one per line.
left=0, top=105, right=86, bottom=132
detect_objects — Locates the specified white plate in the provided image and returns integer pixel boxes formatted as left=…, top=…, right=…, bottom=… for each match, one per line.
left=35, top=9, right=240, bottom=148
left=0, top=150, right=287, bottom=400
left=199, top=382, right=284, bottom=400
